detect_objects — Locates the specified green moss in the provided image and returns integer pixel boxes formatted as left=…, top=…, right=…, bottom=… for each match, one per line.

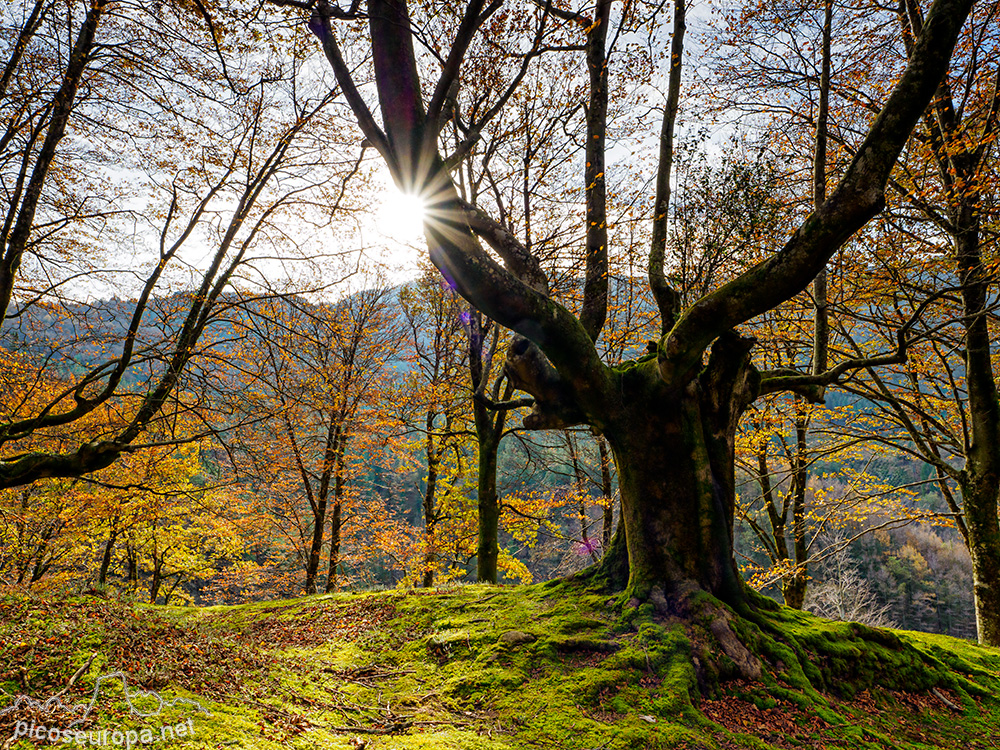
left=611, top=352, right=658, bottom=374
left=4, top=587, right=1000, bottom=749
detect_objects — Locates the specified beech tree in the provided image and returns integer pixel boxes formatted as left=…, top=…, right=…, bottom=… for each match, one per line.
left=287, top=0, right=973, bottom=653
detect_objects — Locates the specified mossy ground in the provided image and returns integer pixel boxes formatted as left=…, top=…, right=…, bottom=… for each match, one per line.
left=1, top=581, right=999, bottom=749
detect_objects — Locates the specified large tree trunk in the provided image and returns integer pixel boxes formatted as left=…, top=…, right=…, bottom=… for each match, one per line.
left=963, top=478, right=1000, bottom=645
left=602, top=333, right=757, bottom=607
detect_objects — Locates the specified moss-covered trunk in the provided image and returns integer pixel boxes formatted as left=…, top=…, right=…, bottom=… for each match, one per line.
left=601, top=333, right=757, bottom=608
left=607, top=395, right=739, bottom=604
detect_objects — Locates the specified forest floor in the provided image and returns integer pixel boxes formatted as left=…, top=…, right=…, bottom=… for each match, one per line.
left=1, top=581, right=999, bottom=749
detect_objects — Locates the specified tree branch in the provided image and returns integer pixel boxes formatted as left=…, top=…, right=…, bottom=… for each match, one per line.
left=656, top=0, right=975, bottom=387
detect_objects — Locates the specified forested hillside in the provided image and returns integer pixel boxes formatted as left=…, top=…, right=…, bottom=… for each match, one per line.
left=0, top=284, right=979, bottom=639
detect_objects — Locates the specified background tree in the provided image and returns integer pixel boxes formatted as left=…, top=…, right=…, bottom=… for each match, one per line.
left=0, top=0, right=359, bottom=487
left=738, top=0, right=1000, bottom=644
left=223, top=279, right=402, bottom=593
left=397, top=266, right=471, bottom=586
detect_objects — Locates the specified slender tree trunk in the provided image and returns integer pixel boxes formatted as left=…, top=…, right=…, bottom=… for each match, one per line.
left=475, top=418, right=502, bottom=582
left=127, top=543, right=138, bottom=584
left=565, top=431, right=598, bottom=562
left=27, top=523, right=58, bottom=584
left=28, top=541, right=48, bottom=584
left=304, top=502, right=328, bottom=594
left=782, top=404, right=810, bottom=609
left=598, top=436, right=613, bottom=552
left=326, top=500, right=342, bottom=593
left=811, top=0, right=833, bottom=382
left=470, top=314, right=511, bottom=584
left=1, top=0, right=108, bottom=319
left=422, top=412, right=439, bottom=588
left=305, top=421, right=341, bottom=594
left=325, top=436, right=348, bottom=594
left=98, top=521, right=118, bottom=587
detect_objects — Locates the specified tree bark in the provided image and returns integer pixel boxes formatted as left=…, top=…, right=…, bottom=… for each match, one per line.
left=474, top=409, right=502, bottom=582
left=605, top=333, right=758, bottom=605
left=963, top=477, right=1000, bottom=645
left=956, top=214, right=1000, bottom=645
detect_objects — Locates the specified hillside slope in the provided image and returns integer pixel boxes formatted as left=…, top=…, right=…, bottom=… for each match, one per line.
left=2, top=582, right=999, bottom=749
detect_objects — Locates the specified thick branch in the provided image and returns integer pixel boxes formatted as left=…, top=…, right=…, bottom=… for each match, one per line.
left=578, top=0, right=612, bottom=342
left=647, top=0, right=684, bottom=333
left=309, top=2, right=394, bottom=173
left=504, top=336, right=585, bottom=429
left=459, top=199, right=548, bottom=293
left=657, top=0, right=975, bottom=386
left=354, top=0, right=613, bottom=420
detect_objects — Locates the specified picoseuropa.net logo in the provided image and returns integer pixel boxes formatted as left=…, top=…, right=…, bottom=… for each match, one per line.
left=0, top=670, right=210, bottom=748
left=11, top=717, right=196, bottom=747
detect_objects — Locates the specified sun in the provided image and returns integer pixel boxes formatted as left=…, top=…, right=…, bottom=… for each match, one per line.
left=363, top=173, right=432, bottom=278
left=374, top=184, right=427, bottom=245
